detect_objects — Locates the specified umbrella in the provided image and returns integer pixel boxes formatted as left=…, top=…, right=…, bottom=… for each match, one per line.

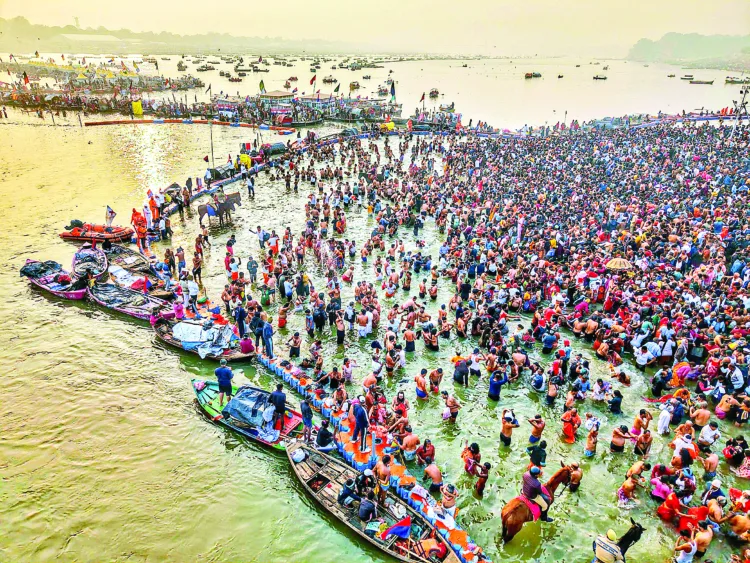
left=606, top=257, right=634, bottom=271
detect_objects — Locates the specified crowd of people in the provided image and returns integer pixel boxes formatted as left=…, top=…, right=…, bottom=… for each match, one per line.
left=144, top=116, right=750, bottom=561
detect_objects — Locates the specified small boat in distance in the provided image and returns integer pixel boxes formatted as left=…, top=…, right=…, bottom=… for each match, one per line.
left=667, top=74, right=676, bottom=78
left=593, top=75, right=607, bottom=80
left=690, top=80, right=714, bottom=85
left=429, top=88, right=439, bottom=98
left=726, top=76, right=750, bottom=84
left=558, top=74, right=564, bottom=79
left=680, top=74, right=694, bottom=80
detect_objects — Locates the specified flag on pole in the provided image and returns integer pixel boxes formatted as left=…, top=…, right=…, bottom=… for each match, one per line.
left=334, top=83, right=340, bottom=93
left=310, top=75, right=316, bottom=85
left=23, top=72, right=29, bottom=85
left=379, top=516, right=411, bottom=540
left=390, top=82, right=396, bottom=101
left=420, top=93, right=425, bottom=102
left=133, top=61, right=140, bottom=73
left=203, top=156, right=209, bottom=162
left=259, top=80, right=266, bottom=93
left=205, top=84, right=212, bottom=94
left=292, top=87, right=298, bottom=93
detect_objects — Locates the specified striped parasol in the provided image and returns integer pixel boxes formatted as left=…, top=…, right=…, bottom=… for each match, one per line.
left=606, top=257, right=634, bottom=271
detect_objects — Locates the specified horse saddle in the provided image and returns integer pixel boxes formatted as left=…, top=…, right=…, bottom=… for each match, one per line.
left=517, top=486, right=550, bottom=522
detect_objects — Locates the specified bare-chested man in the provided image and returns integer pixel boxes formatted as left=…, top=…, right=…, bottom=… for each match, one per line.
left=423, top=457, right=443, bottom=493
left=373, top=455, right=392, bottom=504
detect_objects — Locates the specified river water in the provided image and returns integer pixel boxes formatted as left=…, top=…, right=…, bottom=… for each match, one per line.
left=0, top=56, right=746, bottom=563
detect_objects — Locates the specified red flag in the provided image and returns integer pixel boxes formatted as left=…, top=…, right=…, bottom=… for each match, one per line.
left=310, top=75, right=316, bottom=85
left=420, top=93, right=425, bottom=102
left=23, top=72, right=29, bottom=85
left=203, top=156, right=209, bottom=162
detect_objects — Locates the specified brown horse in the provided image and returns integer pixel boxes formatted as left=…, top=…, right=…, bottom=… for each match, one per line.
left=500, top=462, right=573, bottom=543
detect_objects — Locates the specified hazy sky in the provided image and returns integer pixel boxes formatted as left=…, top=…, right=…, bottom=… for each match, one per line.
left=1, top=0, right=749, bottom=55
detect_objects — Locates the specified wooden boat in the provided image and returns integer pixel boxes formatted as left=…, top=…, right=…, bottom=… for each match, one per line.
left=88, top=283, right=174, bottom=320
left=726, top=77, right=750, bottom=84
left=557, top=74, right=564, bottom=79
left=323, top=75, right=337, bottom=83
left=104, top=244, right=152, bottom=274
left=429, top=88, right=439, bottom=98
left=667, top=74, right=676, bottom=77
left=229, top=77, right=242, bottom=83
left=350, top=81, right=360, bottom=90
left=154, top=319, right=254, bottom=362
left=60, top=223, right=134, bottom=243
left=287, top=441, right=461, bottom=563
left=593, top=75, right=607, bottom=80
left=72, top=244, right=109, bottom=282
left=288, top=76, right=298, bottom=81
left=680, top=75, right=694, bottom=80
left=107, top=264, right=174, bottom=300
left=690, top=80, right=714, bottom=85
left=193, top=379, right=304, bottom=450
left=20, top=259, right=87, bottom=300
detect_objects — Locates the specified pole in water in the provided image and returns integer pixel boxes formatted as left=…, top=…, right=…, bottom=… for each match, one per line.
left=210, top=119, right=215, bottom=169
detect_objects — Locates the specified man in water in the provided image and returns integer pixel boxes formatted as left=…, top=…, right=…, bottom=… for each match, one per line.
left=527, top=414, right=546, bottom=447
left=522, top=466, right=553, bottom=522
left=500, top=409, right=519, bottom=447
left=422, top=457, right=443, bottom=493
